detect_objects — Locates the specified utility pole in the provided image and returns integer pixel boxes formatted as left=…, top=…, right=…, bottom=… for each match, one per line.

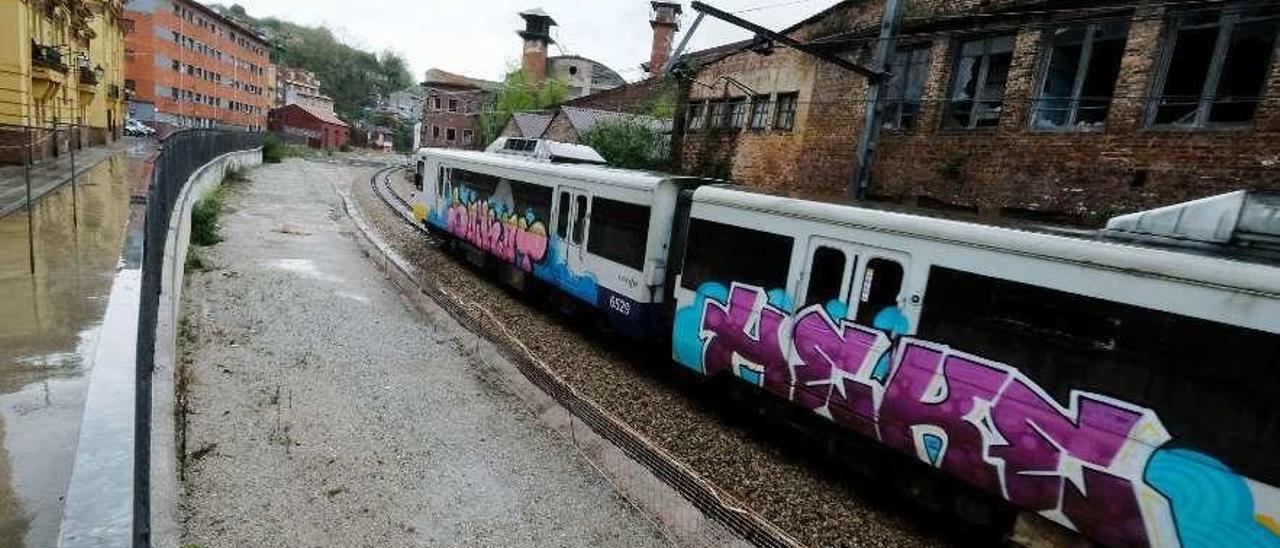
left=851, top=0, right=905, bottom=201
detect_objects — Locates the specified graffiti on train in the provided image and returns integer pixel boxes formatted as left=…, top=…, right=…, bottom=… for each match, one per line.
left=672, top=281, right=1280, bottom=548
left=443, top=187, right=549, bottom=271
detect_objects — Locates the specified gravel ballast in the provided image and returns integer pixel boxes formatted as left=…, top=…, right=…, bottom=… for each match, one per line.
left=178, top=159, right=669, bottom=547
left=354, top=165, right=956, bottom=547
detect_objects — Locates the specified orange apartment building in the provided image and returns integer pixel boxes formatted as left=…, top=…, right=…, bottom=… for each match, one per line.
left=124, top=0, right=271, bottom=132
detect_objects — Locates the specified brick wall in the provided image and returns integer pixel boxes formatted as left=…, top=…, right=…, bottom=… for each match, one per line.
left=676, top=0, right=1280, bottom=226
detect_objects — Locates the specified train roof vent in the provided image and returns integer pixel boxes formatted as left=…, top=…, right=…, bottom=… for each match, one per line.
left=1104, top=190, right=1280, bottom=255
left=484, top=137, right=607, bottom=165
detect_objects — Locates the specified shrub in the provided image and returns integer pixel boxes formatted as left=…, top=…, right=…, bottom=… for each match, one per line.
left=262, top=133, right=284, bottom=163
left=190, top=190, right=224, bottom=246
left=579, top=118, right=668, bottom=170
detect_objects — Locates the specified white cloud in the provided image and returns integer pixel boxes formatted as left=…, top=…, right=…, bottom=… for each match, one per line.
left=226, top=0, right=843, bottom=83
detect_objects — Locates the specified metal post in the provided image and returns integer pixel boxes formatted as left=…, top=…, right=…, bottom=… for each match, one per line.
left=24, top=126, right=35, bottom=275
left=69, top=123, right=78, bottom=228
left=851, top=0, right=905, bottom=201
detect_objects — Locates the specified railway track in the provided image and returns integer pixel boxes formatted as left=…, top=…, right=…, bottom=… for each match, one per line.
left=364, top=165, right=807, bottom=548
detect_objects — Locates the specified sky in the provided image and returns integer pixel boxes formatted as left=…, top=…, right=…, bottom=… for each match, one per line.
left=225, top=0, right=844, bottom=83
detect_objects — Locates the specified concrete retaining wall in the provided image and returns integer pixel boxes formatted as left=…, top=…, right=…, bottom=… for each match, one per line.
left=54, top=147, right=261, bottom=548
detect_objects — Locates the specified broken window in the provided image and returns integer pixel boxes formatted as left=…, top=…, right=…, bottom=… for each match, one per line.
left=707, top=100, right=726, bottom=129
left=881, top=45, right=931, bottom=130
left=1033, top=22, right=1129, bottom=129
left=749, top=96, right=771, bottom=129
left=774, top=92, right=798, bottom=130
left=727, top=98, right=748, bottom=129
left=1151, top=5, right=1280, bottom=127
left=945, top=35, right=1015, bottom=129
left=686, top=102, right=705, bottom=130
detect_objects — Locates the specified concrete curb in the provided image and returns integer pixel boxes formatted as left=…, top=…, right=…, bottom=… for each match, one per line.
left=148, top=148, right=262, bottom=548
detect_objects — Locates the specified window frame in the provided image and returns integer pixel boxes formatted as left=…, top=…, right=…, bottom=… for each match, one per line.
left=943, top=34, right=1017, bottom=130
left=726, top=97, right=748, bottom=129
left=774, top=92, right=798, bottom=131
left=880, top=44, right=932, bottom=131
left=1031, top=22, right=1131, bottom=132
left=686, top=101, right=706, bottom=131
left=446, top=127, right=456, bottom=142
left=1146, top=4, right=1280, bottom=129
left=749, top=95, right=771, bottom=130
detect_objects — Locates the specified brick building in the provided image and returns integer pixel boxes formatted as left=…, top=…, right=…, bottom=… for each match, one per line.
left=268, top=103, right=348, bottom=150
left=124, top=0, right=271, bottom=133
left=420, top=68, right=499, bottom=150
left=675, top=1, right=1280, bottom=226
left=278, top=66, right=335, bottom=113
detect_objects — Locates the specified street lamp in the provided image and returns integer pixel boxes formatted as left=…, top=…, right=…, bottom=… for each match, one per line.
left=93, top=64, right=104, bottom=84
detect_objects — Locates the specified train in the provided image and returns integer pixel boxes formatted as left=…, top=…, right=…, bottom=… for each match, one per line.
left=410, top=138, right=1280, bottom=548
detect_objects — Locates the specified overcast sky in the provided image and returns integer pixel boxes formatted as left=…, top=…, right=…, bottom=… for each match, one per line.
left=226, top=0, right=842, bottom=83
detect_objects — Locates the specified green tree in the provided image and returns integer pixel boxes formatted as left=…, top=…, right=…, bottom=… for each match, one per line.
left=479, top=69, right=568, bottom=147
left=578, top=118, right=668, bottom=171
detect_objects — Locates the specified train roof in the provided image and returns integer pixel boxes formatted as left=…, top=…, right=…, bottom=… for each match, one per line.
left=416, top=147, right=682, bottom=192
left=694, top=185, right=1280, bottom=299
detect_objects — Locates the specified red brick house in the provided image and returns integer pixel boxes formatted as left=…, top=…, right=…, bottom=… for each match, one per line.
left=674, top=1, right=1280, bottom=226
left=269, top=103, right=348, bottom=150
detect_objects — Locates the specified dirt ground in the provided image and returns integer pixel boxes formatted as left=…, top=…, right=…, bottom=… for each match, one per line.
left=177, top=159, right=668, bottom=547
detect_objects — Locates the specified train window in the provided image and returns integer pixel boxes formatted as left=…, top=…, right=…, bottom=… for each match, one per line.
left=588, top=198, right=650, bottom=270
left=453, top=169, right=499, bottom=198
left=510, top=180, right=552, bottom=223
left=556, top=192, right=570, bottom=239
left=918, top=266, right=1280, bottom=484
left=572, top=195, right=588, bottom=245
left=803, top=246, right=848, bottom=309
left=437, top=166, right=446, bottom=197
left=855, top=258, right=904, bottom=326
left=681, top=218, right=793, bottom=292
left=415, top=161, right=425, bottom=191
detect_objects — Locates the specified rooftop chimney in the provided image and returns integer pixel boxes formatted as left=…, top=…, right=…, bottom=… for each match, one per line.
left=648, top=1, right=682, bottom=77
left=518, top=8, right=557, bottom=88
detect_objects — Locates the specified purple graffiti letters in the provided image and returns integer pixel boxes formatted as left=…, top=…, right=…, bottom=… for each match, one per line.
left=445, top=196, right=548, bottom=271
left=701, top=284, right=789, bottom=387
left=878, top=341, right=1009, bottom=494
left=790, top=307, right=885, bottom=437
left=990, top=380, right=1149, bottom=546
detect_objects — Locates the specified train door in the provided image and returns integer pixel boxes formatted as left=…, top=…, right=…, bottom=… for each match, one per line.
left=555, top=186, right=592, bottom=274
left=849, top=248, right=911, bottom=336
left=795, top=237, right=911, bottom=335
left=435, top=163, right=451, bottom=218
left=797, top=236, right=860, bottom=318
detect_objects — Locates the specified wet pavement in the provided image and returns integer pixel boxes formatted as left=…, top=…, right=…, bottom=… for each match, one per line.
left=180, top=159, right=668, bottom=547
left=0, top=143, right=150, bottom=547
left=0, top=138, right=134, bottom=219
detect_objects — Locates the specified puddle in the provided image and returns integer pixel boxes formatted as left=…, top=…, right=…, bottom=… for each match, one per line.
left=0, top=152, right=137, bottom=547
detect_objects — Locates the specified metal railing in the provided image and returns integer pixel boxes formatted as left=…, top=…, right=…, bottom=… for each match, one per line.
left=134, top=128, right=262, bottom=546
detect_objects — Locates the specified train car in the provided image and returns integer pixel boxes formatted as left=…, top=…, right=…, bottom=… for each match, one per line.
left=409, top=143, right=707, bottom=338
left=669, top=185, right=1280, bottom=547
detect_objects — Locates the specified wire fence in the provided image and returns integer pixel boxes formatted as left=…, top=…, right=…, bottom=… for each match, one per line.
left=134, top=128, right=263, bottom=546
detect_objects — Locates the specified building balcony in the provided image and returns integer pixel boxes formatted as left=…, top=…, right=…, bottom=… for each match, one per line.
left=78, top=67, right=98, bottom=86
left=31, top=42, right=69, bottom=74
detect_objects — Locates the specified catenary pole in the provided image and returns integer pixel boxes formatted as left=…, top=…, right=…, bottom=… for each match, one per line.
left=851, top=0, right=905, bottom=200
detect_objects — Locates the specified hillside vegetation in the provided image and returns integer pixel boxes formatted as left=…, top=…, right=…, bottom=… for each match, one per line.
left=209, top=3, right=414, bottom=124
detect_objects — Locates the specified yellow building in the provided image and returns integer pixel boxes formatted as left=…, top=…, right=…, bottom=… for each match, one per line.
left=0, top=0, right=128, bottom=163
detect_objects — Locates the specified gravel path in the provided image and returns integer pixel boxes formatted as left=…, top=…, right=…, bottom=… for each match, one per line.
left=356, top=165, right=957, bottom=547
left=178, top=159, right=669, bottom=547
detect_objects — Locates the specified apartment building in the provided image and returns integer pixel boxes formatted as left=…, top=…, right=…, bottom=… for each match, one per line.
left=124, top=0, right=271, bottom=132
left=279, top=66, right=335, bottom=113
left=0, top=0, right=128, bottom=163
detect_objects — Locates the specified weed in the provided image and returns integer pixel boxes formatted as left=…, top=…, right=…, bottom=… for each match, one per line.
left=938, top=150, right=970, bottom=182
left=185, top=248, right=214, bottom=272
left=225, top=166, right=250, bottom=184
left=262, top=133, right=284, bottom=163
left=190, top=189, right=224, bottom=246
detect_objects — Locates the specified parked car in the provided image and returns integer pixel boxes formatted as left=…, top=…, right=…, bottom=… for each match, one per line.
left=125, top=118, right=155, bottom=137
